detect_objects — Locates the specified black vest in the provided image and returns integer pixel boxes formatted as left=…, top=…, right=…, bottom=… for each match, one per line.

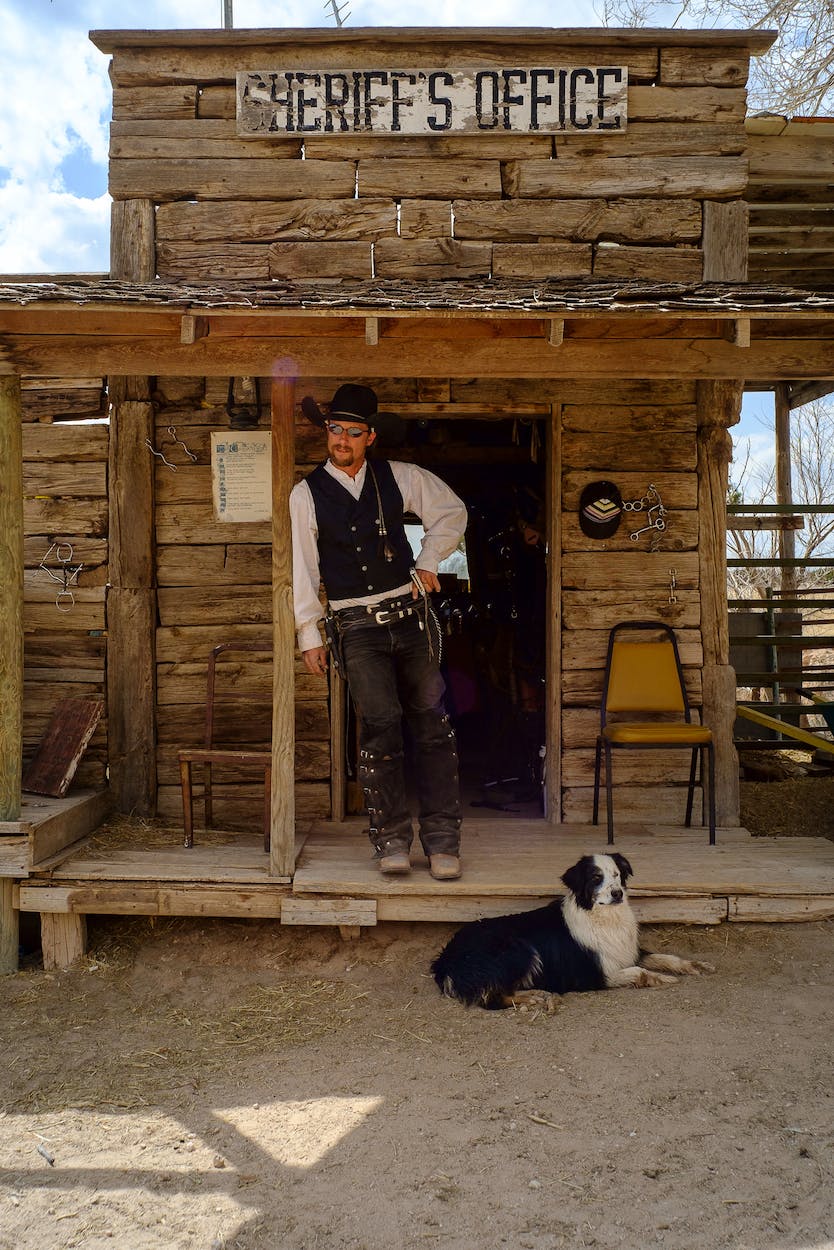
left=306, top=458, right=414, bottom=601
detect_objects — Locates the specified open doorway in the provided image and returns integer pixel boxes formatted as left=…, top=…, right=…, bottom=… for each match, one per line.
left=341, top=413, right=549, bottom=820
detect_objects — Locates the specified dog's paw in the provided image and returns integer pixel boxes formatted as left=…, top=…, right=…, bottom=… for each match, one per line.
left=508, top=990, right=560, bottom=1016
left=640, top=970, right=678, bottom=988
left=683, top=959, right=715, bottom=976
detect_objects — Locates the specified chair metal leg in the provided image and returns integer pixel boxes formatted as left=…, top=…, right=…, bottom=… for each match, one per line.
left=592, top=738, right=602, bottom=824
left=180, top=758, right=195, bottom=849
left=706, top=743, right=716, bottom=845
left=263, top=762, right=272, bottom=853
left=604, top=742, right=615, bottom=844
left=204, top=761, right=213, bottom=828
left=684, top=749, right=698, bottom=827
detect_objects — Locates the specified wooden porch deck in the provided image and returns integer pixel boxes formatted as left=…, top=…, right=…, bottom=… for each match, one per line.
left=10, top=805, right=834, bottom=930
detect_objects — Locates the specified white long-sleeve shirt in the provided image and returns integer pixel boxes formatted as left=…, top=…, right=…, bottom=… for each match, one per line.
left=290, top=457, right=467, bottom=653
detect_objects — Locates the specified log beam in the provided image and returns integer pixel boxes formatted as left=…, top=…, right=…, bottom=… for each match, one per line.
left=0, top=879, right=17, bottom=975
left=697, top=380, right=742, bottom=825
left=11, top=335, right=834, bottom=380
left=270, top=378, right=297, bottom=878
left=0, top=373, right=23, bottom=824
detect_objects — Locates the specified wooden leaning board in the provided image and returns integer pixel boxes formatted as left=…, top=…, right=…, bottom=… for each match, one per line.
left=22, top=698, right=104, bottom=797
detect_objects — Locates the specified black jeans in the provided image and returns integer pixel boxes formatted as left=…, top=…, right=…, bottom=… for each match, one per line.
left=340, top=609, right=461, bottom=858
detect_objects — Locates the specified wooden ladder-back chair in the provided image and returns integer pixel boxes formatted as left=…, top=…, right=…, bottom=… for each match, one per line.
left=178, top=642, right=273, bottom=850
left=592, top=620, right=716, bottom=845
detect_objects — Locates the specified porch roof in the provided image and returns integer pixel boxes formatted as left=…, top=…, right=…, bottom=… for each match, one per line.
left=1, top=277, right=832, bottom=382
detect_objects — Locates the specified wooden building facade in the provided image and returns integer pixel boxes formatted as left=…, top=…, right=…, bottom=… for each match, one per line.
left=2, top=27, right=834, bottom=968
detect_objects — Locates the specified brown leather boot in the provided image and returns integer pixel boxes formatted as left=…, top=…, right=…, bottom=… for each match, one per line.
left=429, top=853, right=461, bottom=881
left=379, top=850, right=411, bottom=875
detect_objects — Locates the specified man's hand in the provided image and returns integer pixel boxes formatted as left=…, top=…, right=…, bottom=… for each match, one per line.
left=411, top=567, right=440, bottom=598
left=303, top=645, right=328, bottom=676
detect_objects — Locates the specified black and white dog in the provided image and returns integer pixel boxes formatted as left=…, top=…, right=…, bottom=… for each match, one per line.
left=431, top=853, right=714, bottom=1010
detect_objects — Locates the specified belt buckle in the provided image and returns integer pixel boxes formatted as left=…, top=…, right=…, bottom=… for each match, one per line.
left=374, top=607, right=391, bottom=625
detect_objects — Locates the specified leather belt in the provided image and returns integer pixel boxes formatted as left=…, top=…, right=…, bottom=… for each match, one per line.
left=334, top=596, right=416, bottom=627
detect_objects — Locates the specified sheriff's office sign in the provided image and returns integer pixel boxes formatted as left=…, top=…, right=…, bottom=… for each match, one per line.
left=236, top=67, right=627, bottom=136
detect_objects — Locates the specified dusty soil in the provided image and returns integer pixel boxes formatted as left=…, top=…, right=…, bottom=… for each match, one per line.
left=1, top=910, right=833, bottom=1250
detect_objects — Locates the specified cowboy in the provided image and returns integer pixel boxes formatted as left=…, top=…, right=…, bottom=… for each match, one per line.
left=290, top=383, right=467, bottom=880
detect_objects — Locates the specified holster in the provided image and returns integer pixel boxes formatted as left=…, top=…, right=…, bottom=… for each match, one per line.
left=323, top=609, right=345, bottom=675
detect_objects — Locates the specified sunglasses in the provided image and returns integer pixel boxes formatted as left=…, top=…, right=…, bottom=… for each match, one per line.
left=326, top=422, right=370, bottom=439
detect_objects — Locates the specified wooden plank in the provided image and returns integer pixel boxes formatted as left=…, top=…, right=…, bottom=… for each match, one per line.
left=561, top=429, right=697, bottom=472
left=593, top=245, right=703, bottom=280
left=399, top=200, right=452, bottom=239
left=156, top=198, right=397, bottom=243
left=17, top=335, right=834, bottom=382
left=659, top=48, right=749, bottom=88
left=22, top=423, right=108, bottom=463
left=18, top=883, right=287, bottom=918
left=158, top=243, right=270, bottom=281
left=112, top=84, right=198, bottom=121
left=23, top=462, right=107, bottom=496
left=630, top=896, right=727, bottom=923
left=109, top=158, right=356, bottom=202
left=0, top=375, right=23, bottom=821
left=702, top=200, right=748, bottom=281
left=269, top=242, right=372, bottom=280
left=493, top=243, right=592, bottom=279
left=28, top=789, right=112, bottom=868
left=736, top=705, right=834, bottom=754
left=110, top=132, right=302, bottom=159
left=561, top=404, right=697, bottom=433
left=374, top=239, right=491, bottom=279
left=516, top=157, right=746, bottom=199
left=281, top=897, right=377, bottom=927
left=23, top=497, right=108, bottom=534
left=557, top=122, right=745, bottom=158
left=98, top=37, right=667, bottom=88
left=561, top=552, right=700, bottom=592
left=453, top=197, right=702, bottom=243
left=22, top=698, right=103, bottom=797
left=729, top=895, right=834, bottom=922
left=358, top=159, right=502, bottom=199
left=40, top=912, right=86, bottom=970
left=628, top=86, right=747, bottom=123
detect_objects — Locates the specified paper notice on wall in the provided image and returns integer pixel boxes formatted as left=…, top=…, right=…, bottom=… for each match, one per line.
left=211, top=431, right=271, bottom=522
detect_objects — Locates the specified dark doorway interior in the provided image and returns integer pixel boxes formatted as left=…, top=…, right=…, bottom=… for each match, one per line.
left=363, top=415, right=549, bottom=818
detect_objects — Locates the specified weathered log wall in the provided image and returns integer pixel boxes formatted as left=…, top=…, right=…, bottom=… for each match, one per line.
left=100, top=32, right=753, bottom=283
left=151, top=376, right=329, bottom=830
left=21, top=380, right=109, bottom=789
left=746, top=116, right=834, bottom=289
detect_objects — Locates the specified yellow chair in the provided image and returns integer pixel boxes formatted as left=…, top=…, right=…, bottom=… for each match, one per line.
left=593, top=620, right=716, bottom=845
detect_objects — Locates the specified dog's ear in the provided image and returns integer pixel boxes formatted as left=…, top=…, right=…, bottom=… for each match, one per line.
left=611, top=852, right=633, bottom=885
left=562, top=857, right=595, bottom=910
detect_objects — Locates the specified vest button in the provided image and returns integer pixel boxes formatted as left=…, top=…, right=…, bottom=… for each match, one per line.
left=361, top=565, right=367, bottom=572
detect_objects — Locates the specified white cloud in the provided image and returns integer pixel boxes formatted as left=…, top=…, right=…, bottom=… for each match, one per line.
left=0, top=0, right=606, bottom=273
left=0, top=180, right=110, bottom=272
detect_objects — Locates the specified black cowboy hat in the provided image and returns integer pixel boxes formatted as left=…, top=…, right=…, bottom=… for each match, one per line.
left=578, top=480, right=623, bottom=539
left=301, top=384, right=405, bottom=445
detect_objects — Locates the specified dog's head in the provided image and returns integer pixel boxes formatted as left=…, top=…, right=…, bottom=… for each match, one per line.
left=561, top=853, right=633, bottom=911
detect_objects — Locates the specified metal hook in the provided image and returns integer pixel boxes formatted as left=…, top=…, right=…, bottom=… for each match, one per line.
left=145, top=437, right=177, bottom=471
left=165, top=425, right=197, bottom=463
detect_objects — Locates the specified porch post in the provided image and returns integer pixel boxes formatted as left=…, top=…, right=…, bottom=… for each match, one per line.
left=0, top=370, right=23, bottom=973
left=270, top=378, right=297, bottom=876
left=697, top=379, right=742, bottom=827
left=545, top=401, right=562, bottom=824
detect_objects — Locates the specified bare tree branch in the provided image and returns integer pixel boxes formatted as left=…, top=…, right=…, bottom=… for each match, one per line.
left=599, top=0, right=834, bottom=115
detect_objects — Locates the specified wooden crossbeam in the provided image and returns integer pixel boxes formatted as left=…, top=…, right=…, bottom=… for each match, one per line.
left=735, top=704, right=834, bottom=754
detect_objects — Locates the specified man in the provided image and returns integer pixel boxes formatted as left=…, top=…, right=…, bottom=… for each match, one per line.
left=290, top=383, right=467, bottom=880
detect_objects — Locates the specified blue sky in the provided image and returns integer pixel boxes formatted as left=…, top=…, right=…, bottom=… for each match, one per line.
left=0, top=0, right=767, bottom=455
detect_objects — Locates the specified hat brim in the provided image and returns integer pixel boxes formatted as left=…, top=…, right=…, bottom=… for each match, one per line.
left=300, top=396, right=405, bottom=446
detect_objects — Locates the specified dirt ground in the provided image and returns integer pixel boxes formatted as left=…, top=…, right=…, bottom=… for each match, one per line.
left=1, top=901, right=833, bottom=1250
